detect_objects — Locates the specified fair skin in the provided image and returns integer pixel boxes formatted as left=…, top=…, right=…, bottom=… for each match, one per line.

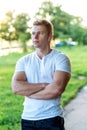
left=12, top=71, right=49, bottom=96
left=12, top=24, right=71, bottom=99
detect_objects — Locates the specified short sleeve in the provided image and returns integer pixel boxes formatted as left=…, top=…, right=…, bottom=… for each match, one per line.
left=15, top=57, right=25, bottom=72
left=55, top=53, right=71, bottom=74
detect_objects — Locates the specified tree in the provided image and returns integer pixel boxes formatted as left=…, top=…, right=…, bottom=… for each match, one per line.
left=13, top=13, right=31, bottom=52
left=35, top=1, right=73, bottom=40
left=35, top=1, right=84, bottom=44
left=0, top=11, right=15, bottom=44
left=82, top=28, right=87, bottom=45
left=0, top=11, right=31, bottom=52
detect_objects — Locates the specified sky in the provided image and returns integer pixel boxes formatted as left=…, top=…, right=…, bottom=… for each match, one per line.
left=0, top=0, right=87, bottom=25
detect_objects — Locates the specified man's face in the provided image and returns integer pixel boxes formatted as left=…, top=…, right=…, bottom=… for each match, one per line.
left=31, top=25, right=49, bottom=49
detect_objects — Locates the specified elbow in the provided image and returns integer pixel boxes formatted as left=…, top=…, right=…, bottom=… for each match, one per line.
left=12, top=86, right=17, bottom=94
left=12, top=83, right=19, bottom=95
left=45, top=91, right=60, bottom=99
left=51, top=89, right=64, bottom=98
left=57, top=88, right=65, bottom=96
left=11, top=79, right=19, bottom=95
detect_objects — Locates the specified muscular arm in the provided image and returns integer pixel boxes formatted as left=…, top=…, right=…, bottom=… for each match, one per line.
left=29, top=71, right=71, bottom=99
left=11, top=71, right=48, bottom=96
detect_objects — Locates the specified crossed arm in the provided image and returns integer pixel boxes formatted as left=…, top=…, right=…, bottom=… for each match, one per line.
left=11, top=71, right=71, bottom=99
left=11, top=71, right=48, bottom=96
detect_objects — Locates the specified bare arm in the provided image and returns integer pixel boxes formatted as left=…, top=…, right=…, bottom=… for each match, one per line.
left=29, top=71, right=71, bottom=99
left=11, top=71, right=48, bottom=96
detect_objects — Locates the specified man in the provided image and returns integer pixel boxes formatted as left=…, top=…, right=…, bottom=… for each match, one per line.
left=12, top=19, right=71, bottom=130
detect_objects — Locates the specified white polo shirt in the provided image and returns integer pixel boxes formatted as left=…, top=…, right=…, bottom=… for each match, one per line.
left=15, top=49, right=71, bottom=120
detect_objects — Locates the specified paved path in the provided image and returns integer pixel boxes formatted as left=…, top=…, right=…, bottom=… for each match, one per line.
left=64, top=85, right=87, bottom=130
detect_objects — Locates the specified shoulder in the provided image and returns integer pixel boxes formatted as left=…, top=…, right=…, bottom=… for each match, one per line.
left=15, top=52, right=35, bottom=72
left=53, top=49, right=71, bottom=73
left=52, top=49, right=70, bottom=61
left=17, top=52, right=35, bottom=63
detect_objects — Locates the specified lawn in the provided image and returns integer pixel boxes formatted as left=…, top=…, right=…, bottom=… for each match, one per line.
left=0, top=45, right=87, bottom=130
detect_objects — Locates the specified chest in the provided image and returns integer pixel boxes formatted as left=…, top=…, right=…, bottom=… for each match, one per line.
left=25, top=57, right=55, bottom=82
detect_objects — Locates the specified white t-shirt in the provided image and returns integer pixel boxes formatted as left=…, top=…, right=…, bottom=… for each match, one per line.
left=15, top=49, right=71, bottom=120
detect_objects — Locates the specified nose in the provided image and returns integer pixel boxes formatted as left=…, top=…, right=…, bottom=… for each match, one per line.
left=35, top=33, right=38, bottom=39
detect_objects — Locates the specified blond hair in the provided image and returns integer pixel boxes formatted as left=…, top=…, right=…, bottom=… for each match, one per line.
left=33, top=19, right=54, bottom=36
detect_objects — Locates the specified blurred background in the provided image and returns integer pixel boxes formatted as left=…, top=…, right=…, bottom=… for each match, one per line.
left=0, top=1, right=87, bottom=130
left=0, top=0, right=87, bottom=53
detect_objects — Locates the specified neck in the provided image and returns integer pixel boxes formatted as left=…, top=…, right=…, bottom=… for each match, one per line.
left=36, top=47, right=52, bottom=59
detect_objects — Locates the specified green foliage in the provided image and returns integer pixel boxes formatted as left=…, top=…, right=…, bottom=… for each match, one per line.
left=0, top=11, right=15, bottom=42
left=35, top=1, right=87, bottom=45
left=0, top=1, right=87, bottom=49
left=18, top=32, right=31, bottom=52
left=82, top=29, right=87, bottom=45
left=35, top=1, right=73, bottom=39
left=0, top=46, right=87, bottom=129
left=13, top=13, right=31, bottom=52
left=13, top=13, right=30, bottom=32
left=0, top=11, right=31, bottom=52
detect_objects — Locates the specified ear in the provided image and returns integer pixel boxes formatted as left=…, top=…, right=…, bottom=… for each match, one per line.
left=48, top=37, right=50, bottom=41
left=48, top=33, right=52, bottom=41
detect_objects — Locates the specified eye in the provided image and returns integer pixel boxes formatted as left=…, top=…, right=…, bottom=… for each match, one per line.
left=38, top=32, right=41, bottom=35
left=39, top=31, right=45, bottom=35
left=31, top=32, right=35, bottom=35
left=40, top=32, right=43, bottom=34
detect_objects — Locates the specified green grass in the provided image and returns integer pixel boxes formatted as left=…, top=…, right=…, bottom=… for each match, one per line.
left=0, top=53, right=25, bottom=130
left=55, top=46, right=87, bottom=106
left=0, top=45, right=87, bottom=129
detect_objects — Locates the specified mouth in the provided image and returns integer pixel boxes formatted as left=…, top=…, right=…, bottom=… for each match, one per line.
left=33, top=41, right=39, bottom=44
left=33, top=41, right=40, bottom=47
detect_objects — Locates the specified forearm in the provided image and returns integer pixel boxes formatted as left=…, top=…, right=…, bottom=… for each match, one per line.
left=29, top=82, right=64, bottom=100
left=12, top=80, right=48, bottom=96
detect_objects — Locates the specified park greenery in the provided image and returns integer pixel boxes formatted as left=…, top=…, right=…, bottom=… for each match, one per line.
left=0, top=1, right=87, bottom=52
left=0, top=1, right=87, bottom=129
left=0, top=46, right=87, bottom=129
